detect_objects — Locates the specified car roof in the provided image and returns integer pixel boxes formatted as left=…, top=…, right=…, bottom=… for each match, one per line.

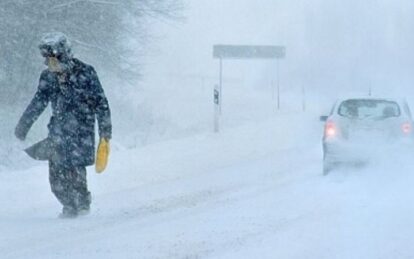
left=334, top=96, right=407, bottom=105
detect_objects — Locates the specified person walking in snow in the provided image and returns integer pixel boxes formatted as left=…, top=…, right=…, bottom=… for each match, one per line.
left=14, top=32, right=112, bottom=218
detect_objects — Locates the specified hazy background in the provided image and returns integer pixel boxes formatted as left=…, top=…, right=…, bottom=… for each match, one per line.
left=144, top=0, right=414, bottom=95
left=137, top=0, right=414, bottom=141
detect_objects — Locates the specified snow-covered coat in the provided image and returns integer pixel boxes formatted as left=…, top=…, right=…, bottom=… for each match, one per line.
left=15, top=58, right=112, bottom=167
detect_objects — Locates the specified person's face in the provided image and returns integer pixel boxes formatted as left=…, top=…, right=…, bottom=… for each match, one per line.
left=46, top=56, right=63, bottom=73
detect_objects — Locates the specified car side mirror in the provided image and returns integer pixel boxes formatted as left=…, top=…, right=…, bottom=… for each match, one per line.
left=320, top=115, right=328, bottom=122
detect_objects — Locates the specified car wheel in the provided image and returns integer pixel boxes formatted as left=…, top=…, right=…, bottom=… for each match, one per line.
left=323, top=150, right=336, bottom=175
left=323, top=160, right=333, bottom=175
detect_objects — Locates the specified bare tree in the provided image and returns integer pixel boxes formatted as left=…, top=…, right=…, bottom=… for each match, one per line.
left=0, top=0, right=184, bottom=105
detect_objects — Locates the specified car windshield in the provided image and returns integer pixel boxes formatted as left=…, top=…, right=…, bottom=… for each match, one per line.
left=338, top=99, right=401, bottom=119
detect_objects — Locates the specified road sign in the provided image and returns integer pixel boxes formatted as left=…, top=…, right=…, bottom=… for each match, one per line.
left=214, top=85, right=220, bottom=132
left=214, top=89, right=220, bottom=105
left=213, top=45, right=285, bottom=59
left=212, top=44, right=286, bottom=132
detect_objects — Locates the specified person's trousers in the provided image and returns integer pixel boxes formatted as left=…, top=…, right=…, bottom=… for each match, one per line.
left=49, top=161, right=91, bottom=211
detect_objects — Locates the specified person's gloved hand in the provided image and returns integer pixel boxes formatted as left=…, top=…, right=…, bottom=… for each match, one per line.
left=96, top=138, right=110, bottom=173
left=15, top=125, right=26, bottom=141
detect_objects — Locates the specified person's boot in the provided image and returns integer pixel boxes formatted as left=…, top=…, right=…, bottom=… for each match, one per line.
left=77, top=204, right=90, bottom=216
left=77, top=192, right=91, bottom=216
left=59, top=206, right=78, bottom=218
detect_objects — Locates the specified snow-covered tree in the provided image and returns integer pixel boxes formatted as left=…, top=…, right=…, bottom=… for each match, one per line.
left=0, top=0, right=183, bottom=105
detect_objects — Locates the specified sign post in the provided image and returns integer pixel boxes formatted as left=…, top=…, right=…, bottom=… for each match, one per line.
left=302, top=85, right=306, bottom=112
left=219, top=58, right=223, bottom=114
left=212, top=45, right=286, bottom=131
left=276, top=58, right=280, bottom=110
left=214, top=85, right=220, bottom=132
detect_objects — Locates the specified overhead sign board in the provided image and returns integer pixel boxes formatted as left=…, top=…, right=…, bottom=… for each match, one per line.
left=213, top=45, right=285, bottom=59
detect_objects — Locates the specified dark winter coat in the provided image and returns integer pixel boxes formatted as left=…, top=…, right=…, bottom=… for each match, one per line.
left=15, top=58, right=112, bottom=167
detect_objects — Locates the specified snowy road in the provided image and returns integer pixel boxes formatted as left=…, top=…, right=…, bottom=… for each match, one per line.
left=2, top=114, right=414, bottom=258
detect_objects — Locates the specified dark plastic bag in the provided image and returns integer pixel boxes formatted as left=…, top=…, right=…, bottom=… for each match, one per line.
left=24, top=138, right=53, bottom=161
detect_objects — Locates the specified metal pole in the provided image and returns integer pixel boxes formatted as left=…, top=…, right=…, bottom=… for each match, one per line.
left=214, top=85, right=220, bottom=132
left=201, top=76, right=206, bottom=93
left=219, top=58, right=223, bottom=114
left=302, top=85, right=306, bottom=112
left=276, top=58, right=280, bottom=110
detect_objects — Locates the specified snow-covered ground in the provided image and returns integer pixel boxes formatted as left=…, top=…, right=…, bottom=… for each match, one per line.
left=2, top=111, right=414, bottom=259
left=4, top=1, right=414, bottom=258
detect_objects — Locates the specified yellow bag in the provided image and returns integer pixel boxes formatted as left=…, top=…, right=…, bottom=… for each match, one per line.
left=96, top=138, right=110, bottom=173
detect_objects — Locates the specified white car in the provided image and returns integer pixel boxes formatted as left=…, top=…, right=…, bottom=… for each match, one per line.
left=321, top=97, right=414, bottom=175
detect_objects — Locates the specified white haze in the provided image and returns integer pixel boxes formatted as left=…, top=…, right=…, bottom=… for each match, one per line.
left=2, top=0, right=414, bottom=258
left=141, top=0, right=414, bottom=124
